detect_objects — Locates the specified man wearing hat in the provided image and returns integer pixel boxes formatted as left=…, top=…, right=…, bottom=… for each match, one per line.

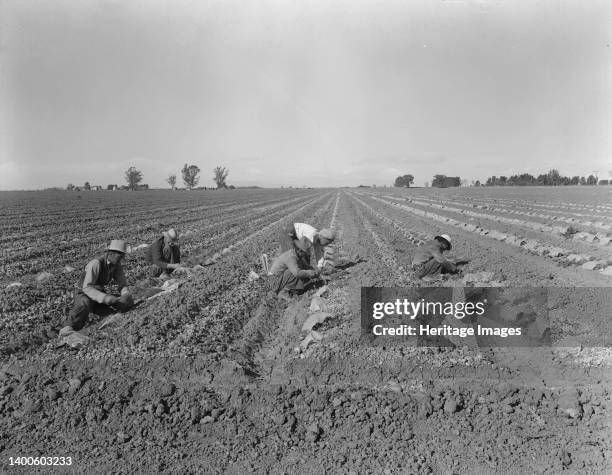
left=267, top=237, right=320, bottom=296
left=62, top=239, right=134, bottom=331
left=411, top=234, right=458, bottom=279
left=280, top=223, right=335, bottom=269
left=147, top=228, right=183, bottom=279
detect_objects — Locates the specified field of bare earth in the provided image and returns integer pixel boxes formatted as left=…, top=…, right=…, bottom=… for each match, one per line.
left=1, top=186, right=611, bottom=473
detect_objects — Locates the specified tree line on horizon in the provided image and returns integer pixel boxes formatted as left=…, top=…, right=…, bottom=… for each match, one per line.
left=394, top=174, right=461, bottom=188
left=66, top=165, right=231, bottom=191
left=393, top=169, right=609, bottom=188
left=484, top=169, right=603, bottom=186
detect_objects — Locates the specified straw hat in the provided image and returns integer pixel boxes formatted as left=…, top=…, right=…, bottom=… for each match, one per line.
left=434, top=234, right=452, bottom=250
left=107, top=239, right=127, bottom=254
left=164, top=228, right=179, bottom=242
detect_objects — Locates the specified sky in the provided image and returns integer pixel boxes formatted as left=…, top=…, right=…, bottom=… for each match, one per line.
left=1, top=0, right=611, bottom=189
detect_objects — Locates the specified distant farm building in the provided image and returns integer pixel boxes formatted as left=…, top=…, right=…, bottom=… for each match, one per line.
left=107, top=184, right=118, bottom=190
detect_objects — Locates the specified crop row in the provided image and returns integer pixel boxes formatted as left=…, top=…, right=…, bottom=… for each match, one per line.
left=346, top=194, right=411, bottom=285
left=0, top=192, right=240, bottom=235
left=377, top=195, right=612, bottom=249
left=393, top=194, right=612, bottom=232
left=0, top=193, right=321, bottom=283
left=0, top=192, right=316, bottom=249
left=436, top=192, right=612, bottom=215
left=361, top=194, right=612, bottom=276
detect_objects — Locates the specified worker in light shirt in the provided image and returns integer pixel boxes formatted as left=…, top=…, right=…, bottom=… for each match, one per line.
left=280, top=222, right=335, bottom=269
left=61, top=240, right=134, bottom=332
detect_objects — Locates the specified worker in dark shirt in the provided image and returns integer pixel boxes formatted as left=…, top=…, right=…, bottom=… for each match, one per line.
left=412, top=234, right=458, bottom=279
left=147, top=228, right=183, bottom=279
left=267, top=238, right=320, bottom=296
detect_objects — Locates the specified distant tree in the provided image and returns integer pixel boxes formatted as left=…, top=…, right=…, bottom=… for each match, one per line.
left=213, top=166, right=229, bottom=189
left=506, top=173, right=536, bottom=186
left=432, top=175, right=446, bottom=187
left=570, top=176, right=580, bottom=185
left=182, top=164, right=200, bottom=190
left=432, top=175, right=460, bottom=188
left=547, top=169, right=561, bottom=186
left=475, top=180, right=481, bottom=187
left=599, top=180, right=609, bottom=185
left=83, top=181, right=91, bottom=191
left=124, top=167, right=143, bottom=191
left=580, top=176, right=587, bottom=185
left=586, top=174, right=597, bottom=185
left=498, top=176, right=507, bottom=186
left=66, top=183, right=75, bottom=191
left=393, top=174, right=414, bottom=187
left=166, top=173, right=177, bottom=189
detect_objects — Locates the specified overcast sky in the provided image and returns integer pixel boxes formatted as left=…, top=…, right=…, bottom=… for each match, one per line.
left=1, top=0, right=610, bottom=189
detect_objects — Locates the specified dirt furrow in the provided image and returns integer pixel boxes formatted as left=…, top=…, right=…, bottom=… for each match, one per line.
left=345, top=194, right=410, bottom=286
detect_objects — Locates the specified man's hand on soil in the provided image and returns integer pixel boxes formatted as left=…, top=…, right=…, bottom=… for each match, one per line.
left=118, top=294, right=134, bottom=309
left=103, top=294, right=120, bottom=306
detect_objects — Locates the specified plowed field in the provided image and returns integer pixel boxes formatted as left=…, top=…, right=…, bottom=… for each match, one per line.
left=1, top=187, right=611, bottom=473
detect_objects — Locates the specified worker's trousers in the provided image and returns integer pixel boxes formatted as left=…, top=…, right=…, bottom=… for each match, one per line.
left=413, top=259, right=455, bottom=279
left=266, top=270, right=308, bottom=294
left=63, top=293, right=110, bottom=331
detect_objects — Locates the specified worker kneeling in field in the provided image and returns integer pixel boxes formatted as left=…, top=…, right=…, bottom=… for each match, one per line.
left=62, top=240, right=134, bottom=332
left=267, top=238, right=320, bottom=296
left=280, top=223, right=335, bottom=269
left=412, top=234, right=459, bottom=279
left=147, top=228, right=183, bottom=279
